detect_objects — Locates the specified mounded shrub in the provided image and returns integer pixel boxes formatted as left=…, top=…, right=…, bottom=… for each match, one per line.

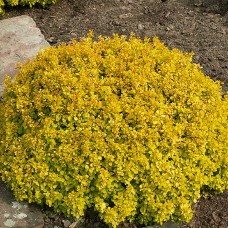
left=0, top=33, right=228, bottom=227
left=0, top=0, right=56, bottom=14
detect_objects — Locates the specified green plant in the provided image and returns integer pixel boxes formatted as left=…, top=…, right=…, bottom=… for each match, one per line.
left=0, top=0, right=56, bottom=14
left=0, top=33, right=228, bottom=227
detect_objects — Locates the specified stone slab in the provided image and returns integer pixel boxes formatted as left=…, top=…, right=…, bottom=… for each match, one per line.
left=0, top=15, right=50, bottom=96
left=0, top=180, right=44, bottom=228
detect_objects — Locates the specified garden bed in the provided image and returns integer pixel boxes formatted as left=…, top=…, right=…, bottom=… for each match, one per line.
left=1, top=0, right=228, bottom=227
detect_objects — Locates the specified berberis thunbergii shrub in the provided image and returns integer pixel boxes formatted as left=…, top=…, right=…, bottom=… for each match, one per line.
left=0, top=33, right=228, bottom=227
left=0, top=0, right=56, bottom=14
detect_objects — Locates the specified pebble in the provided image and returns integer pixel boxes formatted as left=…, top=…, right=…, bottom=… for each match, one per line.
left=69, top=222, right=79, bottom=228
left=119, top=13, right=133, bottom=19
left=138, top=23, right=144, bottom=30
left=63, top=219, right=72, bottom=227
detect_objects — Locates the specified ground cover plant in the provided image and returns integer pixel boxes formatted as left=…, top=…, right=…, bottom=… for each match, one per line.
left=0, top=33, right=228, bottom=227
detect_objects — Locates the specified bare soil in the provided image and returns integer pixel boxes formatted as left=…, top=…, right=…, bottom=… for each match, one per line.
left=1, top=0, right=228, bottom=227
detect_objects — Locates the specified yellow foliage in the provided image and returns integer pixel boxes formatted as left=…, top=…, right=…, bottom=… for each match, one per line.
left=0, top=33, right=228, bottom=227
left=0, top=0, right=4, bottom=14
left=0, top=0, right=56, bottom=13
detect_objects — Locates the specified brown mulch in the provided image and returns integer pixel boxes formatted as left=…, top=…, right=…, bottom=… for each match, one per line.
left=1, top=0, right=228, bottom=227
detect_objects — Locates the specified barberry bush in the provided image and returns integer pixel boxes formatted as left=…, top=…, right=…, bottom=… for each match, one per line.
left=0, top=0, right=56, bottom=14
left=0, top=33, right=228, bottom=227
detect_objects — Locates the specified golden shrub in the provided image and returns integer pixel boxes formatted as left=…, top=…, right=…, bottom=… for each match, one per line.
left=0, top=33, right=228, bottom=227
left=0, top=0, right=56, bottom=13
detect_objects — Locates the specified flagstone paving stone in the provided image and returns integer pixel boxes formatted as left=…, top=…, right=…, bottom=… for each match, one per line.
left=0, top=15, right=49, bottom=97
